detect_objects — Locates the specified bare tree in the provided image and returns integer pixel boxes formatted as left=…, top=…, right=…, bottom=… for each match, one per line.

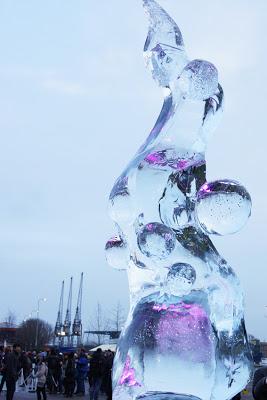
left=16, top=319, right=53, bottom=350
left=88, top=302, right=109, bottom=345
left=4, top=311, right=17, bottom=327
left=108, top=301, right=126, bottom=331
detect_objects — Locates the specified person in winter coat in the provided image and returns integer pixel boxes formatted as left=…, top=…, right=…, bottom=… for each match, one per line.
left=64, top=353, right=76, bottom=397
left=0, top=347, right=10, bottom=394
left=20, top=352, right=32, bottom=385
left=35, top=354, right=48, bottom=400
left=75, top=350, right=89, bottom=395
left=88, top=349, right=104, bottom=400
left=253, top=366, right=267, bottom=400
left=46, top=349, right=60, bottom=394
left=102, top=350, right=114, bottom=400
left=5, top=344, right=21, bottom=400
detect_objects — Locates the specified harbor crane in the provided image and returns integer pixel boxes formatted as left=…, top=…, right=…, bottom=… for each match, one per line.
left=63, top=277, right=73, bottom=346
left=54, top=280, right=65, bottom=345
left=72, top=272, right=83, bottom=346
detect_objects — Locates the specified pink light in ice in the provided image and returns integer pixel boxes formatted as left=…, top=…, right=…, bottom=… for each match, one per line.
left=119, top=355, right=141, bottom=387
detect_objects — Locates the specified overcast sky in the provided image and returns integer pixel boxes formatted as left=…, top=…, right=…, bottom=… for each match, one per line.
left=0, top=0, right=266, bottom=340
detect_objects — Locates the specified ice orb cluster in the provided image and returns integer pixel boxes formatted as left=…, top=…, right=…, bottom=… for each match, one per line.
left=105, top=1, right=253, bottom=399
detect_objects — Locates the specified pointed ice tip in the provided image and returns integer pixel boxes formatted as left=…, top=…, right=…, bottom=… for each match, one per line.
left=142, top=0, right=188, bottom=87
left=143, top=0, right=157, bottom=21
left=142, top=0, right=151, bottom=8
left=143, top=0, right=185, bottom=48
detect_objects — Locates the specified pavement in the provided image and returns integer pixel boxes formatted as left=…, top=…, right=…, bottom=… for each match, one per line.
left=0, top=390, right=253, bottom=400
left=0, top=390, right=107, bottom=400
left=0, top=384, right=254, bottom=400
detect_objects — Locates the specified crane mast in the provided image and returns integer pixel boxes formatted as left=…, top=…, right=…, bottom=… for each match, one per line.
left=54, top=280, right=65, bottom=345
left=72, top=272, right=83, bottom=346
left=63, top=277, right=73, bottom=346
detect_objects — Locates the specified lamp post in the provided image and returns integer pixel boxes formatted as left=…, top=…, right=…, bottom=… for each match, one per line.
left=35, top=297, right=47, bottom=348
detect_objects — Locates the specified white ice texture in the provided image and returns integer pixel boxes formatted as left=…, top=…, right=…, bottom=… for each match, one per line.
left=105, top=0, right=253, bottom=399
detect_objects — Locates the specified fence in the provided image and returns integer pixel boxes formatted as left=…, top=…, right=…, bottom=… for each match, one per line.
left=1, top=368, right=38, bottom=393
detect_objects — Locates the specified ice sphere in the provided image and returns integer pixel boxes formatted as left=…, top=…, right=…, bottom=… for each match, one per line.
left=166, top=263, right=196, bottom=296
left=137, top=222, right=176, bottom=260
left=195, top=180, right=252, bottom=235
left=178, top=60, right=218, bottom=101
left=105, top=235, right=130, bottom=270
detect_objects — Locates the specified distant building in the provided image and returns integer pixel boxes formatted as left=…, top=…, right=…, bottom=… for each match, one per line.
left=0, top=323, right=17, bottom=346
left=260, top=342, right=267, bottom=358
left=249, top=335, right=267, bottom=363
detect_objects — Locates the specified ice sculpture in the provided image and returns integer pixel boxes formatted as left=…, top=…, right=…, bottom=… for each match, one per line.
left=105, top=1, right=253, bottom=399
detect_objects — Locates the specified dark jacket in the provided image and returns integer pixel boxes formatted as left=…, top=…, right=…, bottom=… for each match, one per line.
left=88, top=352, right=104, bottom=381
left=47, top=354, right=60, bottom=372
left=65, top=359, right=76, bottom=383
left=253, top=367, right=267, bottom=400
left=20, top=353, right=32, bottom=374
left=5, top=351, right=20, bottom=381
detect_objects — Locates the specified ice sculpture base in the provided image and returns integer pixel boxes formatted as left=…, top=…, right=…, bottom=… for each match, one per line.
left=137, top=394, right=202, bottom=400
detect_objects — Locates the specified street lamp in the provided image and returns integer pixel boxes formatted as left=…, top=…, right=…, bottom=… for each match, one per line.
left=35, top=297, right=47, bottom=348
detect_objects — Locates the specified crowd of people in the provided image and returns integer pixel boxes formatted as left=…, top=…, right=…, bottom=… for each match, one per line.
left=4, top=344, right=267, bottom=400
left=0, top=344, right=114, bottom=400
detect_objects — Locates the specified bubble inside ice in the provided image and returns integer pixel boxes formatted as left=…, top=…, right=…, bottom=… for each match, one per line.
left=196, top=180, right=252, bottom=235
left=137, top=222, right=176, bottom=259
left=166, top=263, right=196, bottom=296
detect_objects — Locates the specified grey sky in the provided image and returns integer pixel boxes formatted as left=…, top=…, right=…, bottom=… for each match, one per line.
left=0, top=0, right=266, bottom=339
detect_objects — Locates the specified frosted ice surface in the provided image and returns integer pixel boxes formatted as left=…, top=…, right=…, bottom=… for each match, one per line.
left=178, top=60, right=219, bottom=101
left=106, top=0, right=253, bottom=399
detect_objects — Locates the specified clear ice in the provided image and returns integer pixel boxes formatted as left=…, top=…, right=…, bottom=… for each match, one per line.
left=105, top=1, right=253, bottom=399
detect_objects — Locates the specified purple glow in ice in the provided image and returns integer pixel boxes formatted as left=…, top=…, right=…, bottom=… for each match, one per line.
left=119, top=355, right=142, bottom=387
left=145, top=151, right=190, bottom=170
left=200, top=183, right=211, bottom=193
left=147, top=223, right=154, bottom=232
left=153, top=302, right=207, bottom=318
left=145, top=151, right=166, bottom=166
left=153, top=303, right=215, bottom=362
left=145, top=151, right=204, bottom=171
left=105, top=236, right=124, bottom=250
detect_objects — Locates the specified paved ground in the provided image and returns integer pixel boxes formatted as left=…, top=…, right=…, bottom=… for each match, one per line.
left=0, top=385, right=254, bottom=400
left=0, top=393, right=107, bottom=400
